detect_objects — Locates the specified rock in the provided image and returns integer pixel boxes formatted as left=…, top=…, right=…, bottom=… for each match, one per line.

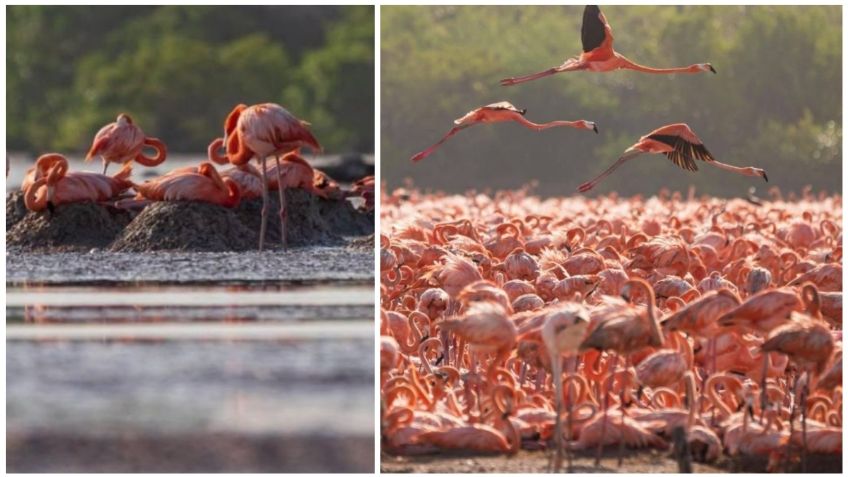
left=110, top=201, right=257, bottom=252
left=7, top=201, right=130, bottom=252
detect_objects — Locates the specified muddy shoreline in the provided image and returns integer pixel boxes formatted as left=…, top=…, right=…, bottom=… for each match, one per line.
left=7, top=190, right=373, bottom=253
left=380, top=448, right=842, bottom=473
left=8, top=432, right=373, bottom=473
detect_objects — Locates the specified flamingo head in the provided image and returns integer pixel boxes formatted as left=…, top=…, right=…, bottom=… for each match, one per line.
left=116, top=113, right=134, bottom=125
left=695, top=63, right=717, bottom=74
left=748, top=167, right=768, bottom=182
left=578, top=120, right=599, bottom=134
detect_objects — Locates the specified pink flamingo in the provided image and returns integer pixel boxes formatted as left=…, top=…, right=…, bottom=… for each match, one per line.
left=578, top=124, right=767, bottom=192
left=85, top=113, right=167, bottom=174
left=411, top=102, right=597, bottom=162
left=501, top=5, right=715, bottom=86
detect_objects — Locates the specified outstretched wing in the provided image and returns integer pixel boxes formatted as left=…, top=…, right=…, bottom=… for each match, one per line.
left=648, top=134, right=716, bottom=172
left=581, top=6, right=611, bottom=53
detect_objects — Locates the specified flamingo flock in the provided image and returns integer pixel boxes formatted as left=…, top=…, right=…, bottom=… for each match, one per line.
left=380, top=188, right=842, bottom=471
left=18, top=105, right=373, bottom=250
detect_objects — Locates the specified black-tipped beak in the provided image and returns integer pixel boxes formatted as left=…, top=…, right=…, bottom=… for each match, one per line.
left=593, top=124, right=599, bottom=134
left=709, top=65, right=717, bottom=74
left=762, top=172, right=768, bottom=182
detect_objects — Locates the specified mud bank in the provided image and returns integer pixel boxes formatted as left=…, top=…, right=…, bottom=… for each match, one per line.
left=8, top=432, right=373, bottom=473
left=6, top=191, right=374, bottom=253
left=7, top=200, right=132, bottom=252
left=381, top=448, right=842, bottom=473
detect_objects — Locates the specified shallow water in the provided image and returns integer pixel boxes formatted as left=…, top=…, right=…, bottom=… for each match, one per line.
left=7, top=245, right=376, bottom=472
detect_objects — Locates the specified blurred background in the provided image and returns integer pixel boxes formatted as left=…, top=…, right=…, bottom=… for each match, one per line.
left=7, top=5, right=374, bottom=155
left=382, top=5, right=841, bottom=197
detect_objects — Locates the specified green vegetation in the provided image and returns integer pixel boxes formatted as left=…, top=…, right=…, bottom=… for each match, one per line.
left=7, top=5, right=374, bottom=154
left=382, top=5, right=841, bottom=196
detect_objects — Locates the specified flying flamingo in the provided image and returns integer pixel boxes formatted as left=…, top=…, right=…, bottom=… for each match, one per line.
left=500, top=5, right=715, bottom=86
left=410, top=102, right=597, bottom=162
left=578, top=124, right=768, bottom=192
left=131, top=161, right=240, bottom=208
left=85, top=113, right=167, bottom=174
left=208, top=103, right=321, bottom=250
left=23, top=154, right=132, bottom=212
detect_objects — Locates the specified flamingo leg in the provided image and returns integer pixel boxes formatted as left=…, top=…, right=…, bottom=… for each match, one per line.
left=274, top=155, right=287, bottom=249
left=759, top=352, right=769, bottom=423
left=102, top=160, right=109, bottom=175
left=801, top=373, right=809, bottom=472
left=549, top=354, right=563, bottom=472
left=565, top=356, right=576, bottom=472
left=259, top=156, right=269, bottom=251
left=500, top=57, right=582, bottom=86
left=578, top=149, right=643, bottom=193
left=596, top=352, right=619, bottom=466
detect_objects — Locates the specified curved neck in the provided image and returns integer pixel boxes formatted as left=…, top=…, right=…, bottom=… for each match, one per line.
left=224, top=104, right=246, bottom=139
left=626, top=278, right=663, bottom=347
left=136, top=137, right=167, bottom=166
left=207, top=137, right=230, bottom=165
left=24, top=178, right=49, bottom=211
left=226, top=132, right=254, bottom=166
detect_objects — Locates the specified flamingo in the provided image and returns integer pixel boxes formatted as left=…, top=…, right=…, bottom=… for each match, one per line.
left=410, top=102, right=597, bottom=162
left=23, top=153, right=132, bottom=212
left=761, top=312, right=835, bottom=468
left=540, top=303, right=590, bottom=471
left=578, top=123, right=768, bottom=192
left=131, top=161, right=240, bottom=208
left=85, top=113, right=167, bottom=174
left=208, top=103, right=321, bottom=250
left=580, top=278, right=664, bottom=465
left=500, top=5, right=715, bottom=86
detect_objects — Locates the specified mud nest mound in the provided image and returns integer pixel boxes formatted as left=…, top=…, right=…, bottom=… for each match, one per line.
left=7, top=200, right=131, bottom=252
left=7, top=188, right=373, bottom=252
left=6, top=192, right=28, bottom=230
left=111, top=201, right=257, bottom=252
left=347, top=234, right=375, bottom=250
left=318, top=199, right=374, bottom=237
left=235, top=189, right=348, bottom=247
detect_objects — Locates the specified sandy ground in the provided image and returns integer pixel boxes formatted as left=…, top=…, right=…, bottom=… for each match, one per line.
left=380, top=448, right=842, bottom=473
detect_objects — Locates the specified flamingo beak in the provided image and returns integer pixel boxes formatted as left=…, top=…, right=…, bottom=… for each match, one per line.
left=708, top=65, right=717, bottom=74
left=592, top=123, right=599, bottom=134
left=762, top=171, right=768, bottom=182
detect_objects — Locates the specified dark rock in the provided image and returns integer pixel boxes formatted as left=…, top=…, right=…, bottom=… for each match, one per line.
left=7, top=201, right=131, bottom=252
left=111, top=202, right=257, bottom=252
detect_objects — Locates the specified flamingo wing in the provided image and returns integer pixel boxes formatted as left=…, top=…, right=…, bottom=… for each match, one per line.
left=581, top=6, right=613, bottom=55
left=482, top=102, right=526, bottom=115
left=647, top=134, right=716, bottom=172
